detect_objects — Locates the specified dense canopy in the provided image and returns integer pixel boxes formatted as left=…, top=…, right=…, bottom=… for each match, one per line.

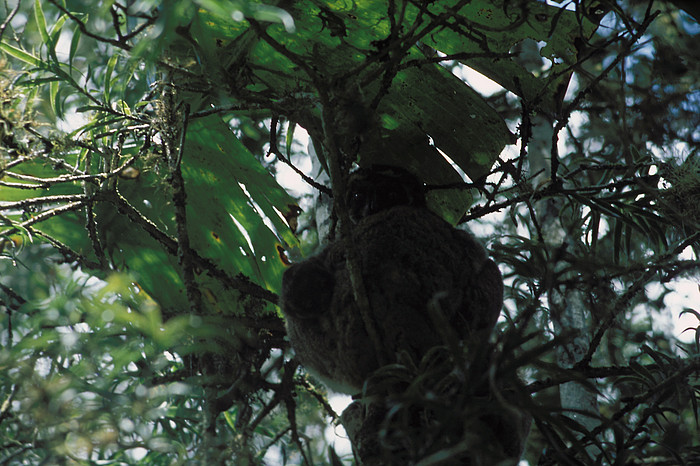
left=0, top=0, right=699, bottom=464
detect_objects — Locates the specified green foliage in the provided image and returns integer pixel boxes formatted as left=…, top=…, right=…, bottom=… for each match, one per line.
left=0, top=0, right=699, bottom=464
left=0, top=249, right=192, bottom=463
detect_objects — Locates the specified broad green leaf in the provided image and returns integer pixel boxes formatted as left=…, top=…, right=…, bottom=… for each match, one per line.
left=415, top=0, right=603, bottom=113
left=217, top=1, right=515, bottom=220
left=184, top=115, right=298, bottom=292
left=379, top=62, right=512, bottom=181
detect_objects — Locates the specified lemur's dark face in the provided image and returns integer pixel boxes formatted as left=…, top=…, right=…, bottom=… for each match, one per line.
left=346, top=165, right=426, bottom=223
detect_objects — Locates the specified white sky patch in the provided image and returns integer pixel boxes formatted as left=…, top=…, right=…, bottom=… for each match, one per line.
left=10, top=12, right=28, bottom=31
left=671, top=246, right=700, bottom=343
left=565, top=74, right=581, bottom=102
left=453, top=64, right=505, bottom=97
left=325, top=423, right=353, bottom=460
left=56, top=112, right=90, bottom=133
left=275, top=155, right=314, bottom=198
left=544, top=1, right=576, bottom=11
left=567, top=110, right=587, bottom=137
left=671, top=281, right=700, bottom=344
left=328, top=393, right=353, bottom=413
left=55, top=29, right=74, bottom=61
left=274, top=125, right=315, bottom=198
left=325, top=394, right=354, bottom=459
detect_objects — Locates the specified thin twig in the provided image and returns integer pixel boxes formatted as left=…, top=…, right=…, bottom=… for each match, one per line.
left=0, top=153, right=139, bottom=192
left=168, top=100, right=204, bottom=315
left=0, top=195, right=89, bottom=211
left=0, top=0, right=20, bottom=42
left=268, top=117, right=332, bottom=196
left=47, top=0, right=140, bottom=51
left=32, top=229, right=102, bottom=269
left=0, top=201, right=86, bottom=238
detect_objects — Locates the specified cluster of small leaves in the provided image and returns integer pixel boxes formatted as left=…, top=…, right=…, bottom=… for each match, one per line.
left=475, top=3, right=700, bottom=463
left=0, top=245, right=337, bottom=464
left=0, top=247, right=189, bottom=463
left=0, top=1, right=332, bottom=463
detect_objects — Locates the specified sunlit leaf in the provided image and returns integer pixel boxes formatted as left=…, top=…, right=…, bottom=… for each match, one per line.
left=0, top=42, right=42, bottom=66
left=104, top=54, right=119, bottom=102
